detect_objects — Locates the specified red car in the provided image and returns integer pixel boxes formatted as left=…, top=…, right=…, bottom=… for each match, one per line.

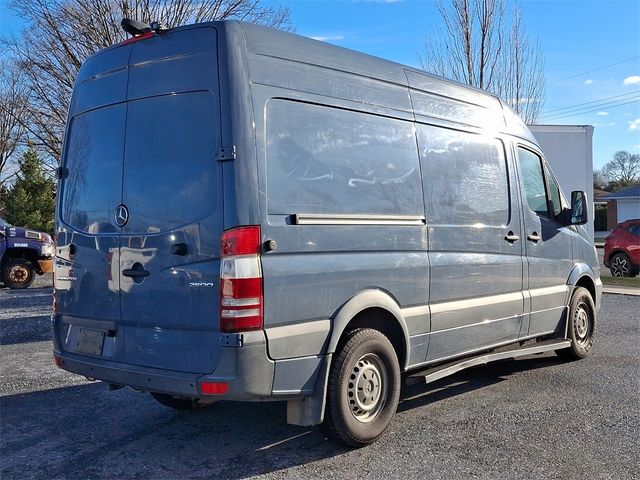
left=604, top=219, right=640, bottom=277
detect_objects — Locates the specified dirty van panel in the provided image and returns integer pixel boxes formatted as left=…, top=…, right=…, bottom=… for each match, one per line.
left=120, top=91, right=222, bottom=373
left=265, top=100, right=423, bottom=216
left=128, top=27, right=218, bottom=100
left=416, top=125, right=525, bottom=360
left=70, top=45, right=132, bottom=115
left=260, top=99, right=429, bottom=361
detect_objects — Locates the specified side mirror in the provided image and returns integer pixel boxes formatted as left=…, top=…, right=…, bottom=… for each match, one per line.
left=569, top=190, right=588, bottom=225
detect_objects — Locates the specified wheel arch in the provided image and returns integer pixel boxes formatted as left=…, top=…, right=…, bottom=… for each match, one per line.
left=567, top=263, right=601, bottom=310
left=287, top=289, right=411, bottom=428
left=327, top=289, right=409, bottom=371
left=607, top=248, right=627, bottom=263
left=1, top=247, right=40, bottom=270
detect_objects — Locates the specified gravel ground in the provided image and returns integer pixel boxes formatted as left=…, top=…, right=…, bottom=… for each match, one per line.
left=0, top=288, right=638, bottom=480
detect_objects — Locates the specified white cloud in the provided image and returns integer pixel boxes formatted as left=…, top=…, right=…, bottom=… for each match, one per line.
left=310, top=34, right=345, bottom=42
left=596, top=111, right=608, bottom=116
left=629, top=118, right=640, bottom=131
left=584, top=79, right=593, bottom=85
left=623, top=75, right=640, bottom=85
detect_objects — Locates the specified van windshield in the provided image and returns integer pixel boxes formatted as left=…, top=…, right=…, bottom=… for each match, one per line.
left=61, top=92, right=219, bottom=234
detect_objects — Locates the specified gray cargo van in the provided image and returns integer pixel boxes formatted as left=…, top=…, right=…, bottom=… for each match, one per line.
left=53, top=20, right=601, bottom=447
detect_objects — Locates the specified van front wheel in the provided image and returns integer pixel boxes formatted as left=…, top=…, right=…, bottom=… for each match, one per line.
left=322, top=328, right=400, bottom=447
left=557, top=286, right=596, bottom=360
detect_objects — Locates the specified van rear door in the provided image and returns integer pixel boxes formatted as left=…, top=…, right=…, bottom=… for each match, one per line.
left=56, top=27, right=224, bottom=374
left=119, top=91, right=223, bottom=373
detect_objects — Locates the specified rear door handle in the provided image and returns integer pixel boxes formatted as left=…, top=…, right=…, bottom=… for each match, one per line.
left=505, top=232, right=520, bottom=243
left=122, top=268, right=150, bottom=278
left=527, top=232, right=541, bottom=242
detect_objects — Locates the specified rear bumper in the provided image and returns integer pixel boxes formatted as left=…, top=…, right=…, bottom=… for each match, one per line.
left=53, top=330, right=277, bottom=400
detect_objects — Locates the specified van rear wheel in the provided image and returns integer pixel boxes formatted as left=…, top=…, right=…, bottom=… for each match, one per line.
left=150, top=392, right=204, bottom=410
left=556, top=286, right=596, bottom=360
left=321, top=328, right=400, bottom=447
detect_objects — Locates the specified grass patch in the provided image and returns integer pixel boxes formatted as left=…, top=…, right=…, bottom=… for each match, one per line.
left=602, top=276, right=640, bottom=288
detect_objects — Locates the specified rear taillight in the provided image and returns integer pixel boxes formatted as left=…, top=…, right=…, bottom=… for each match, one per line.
left=219, top=226, right=263, bottom=332
left=120, top=32, right=155, bottom=45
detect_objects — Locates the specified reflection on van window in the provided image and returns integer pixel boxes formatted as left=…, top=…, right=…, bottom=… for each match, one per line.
left=265, top=100, right=423, bottom=216
left=518, top=147, right=549, bottom=217
left=62, top=104, right=125, bottom=234
left=417, top=125, right=509, bottom=227
left=545, top=164, right=564, bottom=218
left=122, top=92, right=218, bottom=233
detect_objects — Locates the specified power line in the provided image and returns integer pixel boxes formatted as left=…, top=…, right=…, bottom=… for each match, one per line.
left=543, top=98, right=640, bottom=121
left=543, top=90, right=640, bottom=115
left=543, top=94, right=640, bottom=119
left=547, top=56, right=640, bottom=85
left=544, top=97, right=640, bottom=120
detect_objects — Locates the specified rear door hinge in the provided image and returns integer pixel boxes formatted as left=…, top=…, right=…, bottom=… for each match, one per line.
left=215, top=145, right=236, bottom=162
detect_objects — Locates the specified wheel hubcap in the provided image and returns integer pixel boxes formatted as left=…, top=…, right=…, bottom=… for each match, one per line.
left=573, top=302, right=592, bottom=347
left=611, top=257, right=628, bottom=277
left=347, top=354, right=387, bottom=423
left=8, top=265, right=29, bottom=283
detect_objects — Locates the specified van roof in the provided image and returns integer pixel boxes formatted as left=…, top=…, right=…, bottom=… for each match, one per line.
left=78, top=20, right=539, bottom=145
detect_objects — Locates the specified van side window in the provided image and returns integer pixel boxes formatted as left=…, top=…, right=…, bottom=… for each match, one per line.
left=416, top=125, right=510, bottom=226
left=265, top=100, right=423, bottom=216
left=518, top=147, right=549, bottom=217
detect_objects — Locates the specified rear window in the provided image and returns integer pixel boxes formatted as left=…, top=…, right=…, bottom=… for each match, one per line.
left=121, top=92, right=219, bottom=234
left=61, top=92, right=219, bottom=235
left=61, top=104, right=126, bottom=234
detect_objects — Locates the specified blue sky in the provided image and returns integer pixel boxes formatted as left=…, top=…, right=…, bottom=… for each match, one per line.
left=1, top=0, right=638, bottom=169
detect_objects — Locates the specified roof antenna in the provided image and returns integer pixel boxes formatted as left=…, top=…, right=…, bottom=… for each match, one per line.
left=121, top=18, right=152, bottom=36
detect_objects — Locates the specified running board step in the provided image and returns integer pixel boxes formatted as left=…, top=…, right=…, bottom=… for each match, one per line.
left=406, top=339, right=571, bottom=386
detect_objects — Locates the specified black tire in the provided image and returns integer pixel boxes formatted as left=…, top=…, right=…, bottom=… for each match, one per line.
left=150, top=392, right=204, bottom=411
left=321, top=328, right=401, bottom=447
left=609, top=252, right=633, bottom=277
left=2, top=258, right=35, bottom=289
left=556, top=286, right=596, bottom=361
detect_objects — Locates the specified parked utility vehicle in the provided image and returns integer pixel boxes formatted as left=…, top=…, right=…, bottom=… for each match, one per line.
left=53, top=20, right=601, bottom=447
left=1, top=217, right=54, bottom=289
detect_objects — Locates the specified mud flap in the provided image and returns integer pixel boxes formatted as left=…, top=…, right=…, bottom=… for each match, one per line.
left=286, top=353, right=332, bottom=426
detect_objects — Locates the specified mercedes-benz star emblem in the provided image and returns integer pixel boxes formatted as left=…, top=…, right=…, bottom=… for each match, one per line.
left=115, top=204, right=129, bottom=227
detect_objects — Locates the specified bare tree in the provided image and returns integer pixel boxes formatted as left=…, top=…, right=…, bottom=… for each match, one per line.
left=603, top=151, right=640, bottom=187
left=0, top=59, right=28, bottom=183
left=4, top=0, right=293, bottom=164
left=593, top=169, right=608, bottom=191
left=419, top=0, right=545, bottom=124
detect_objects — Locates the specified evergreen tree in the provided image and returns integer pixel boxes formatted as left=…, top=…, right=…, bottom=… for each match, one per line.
left=1, top=145, right=55, bottom=233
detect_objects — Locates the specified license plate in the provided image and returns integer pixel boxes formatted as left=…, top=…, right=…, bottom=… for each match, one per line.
left=76, top=328, right=105, bottom=356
